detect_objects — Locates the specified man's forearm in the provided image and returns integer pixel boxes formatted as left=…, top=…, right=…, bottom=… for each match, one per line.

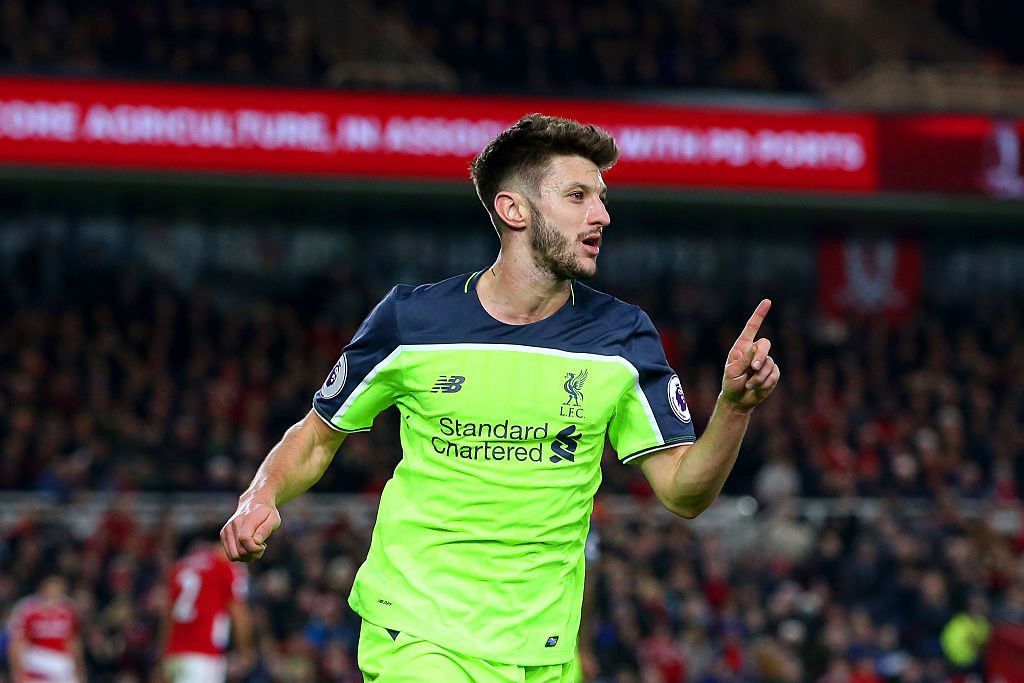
left=229, top=603, right=254, bottom=654
left=9, top=638, right=26, bottom=682
left=223, top=410, right=345, bottom=561
left=73, top=640, right=86, bottom=683
left=157, top=607, right=171, bottom=657
left=657, top=395, right=751, bottom=517
left=241, top=413, right=340, bottom=506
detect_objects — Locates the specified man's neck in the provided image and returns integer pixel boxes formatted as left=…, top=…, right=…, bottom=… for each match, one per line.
left=476, top=253, right=571, bottom=325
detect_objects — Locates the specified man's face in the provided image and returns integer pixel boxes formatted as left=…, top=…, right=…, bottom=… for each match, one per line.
left=528, top=155, right=610, bottom=281
left=40, top=577, right=67, bottom=601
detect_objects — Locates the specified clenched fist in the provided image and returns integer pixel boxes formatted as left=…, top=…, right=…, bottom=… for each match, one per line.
left=221, top=496, right=281, bottom=563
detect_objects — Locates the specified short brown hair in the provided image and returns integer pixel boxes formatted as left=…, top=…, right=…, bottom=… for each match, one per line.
left=470, top=113, right=619, bottom=220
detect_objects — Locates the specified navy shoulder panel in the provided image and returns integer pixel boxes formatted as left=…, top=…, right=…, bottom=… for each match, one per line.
left=398, top=272, right=475, bottom=301
left=570, top=282, right=642, bottom=334
left=391, top=274, right=647, bottom=357
left=391, top=273, right=479, bottom=343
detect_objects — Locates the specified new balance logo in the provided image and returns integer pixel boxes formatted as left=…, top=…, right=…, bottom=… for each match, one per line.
left=431, top=375, right=466, bottom=393
left=550, top=425, right=581, bottom=463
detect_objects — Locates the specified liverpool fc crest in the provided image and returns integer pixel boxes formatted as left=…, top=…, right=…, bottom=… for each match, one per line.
left=561, top=369, right=588, bottom=418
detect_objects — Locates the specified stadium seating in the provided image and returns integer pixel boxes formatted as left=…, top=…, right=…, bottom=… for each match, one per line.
left=2, top=0, right=1020, bottom=94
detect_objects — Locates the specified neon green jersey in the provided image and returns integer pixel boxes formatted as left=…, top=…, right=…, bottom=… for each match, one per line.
left=313, top=272, right=696, bottom=666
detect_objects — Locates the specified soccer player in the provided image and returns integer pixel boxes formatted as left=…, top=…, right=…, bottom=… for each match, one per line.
left=6, top=575, right=85, bottom=683
left=161, top=527, right=253, bottom=683
left=220, top=114, right=780, bottom=682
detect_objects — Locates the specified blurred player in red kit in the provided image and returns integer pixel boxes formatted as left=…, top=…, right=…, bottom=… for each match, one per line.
left=160, top=527, right=254, bottom=683
left=6, top=575, right=85, bottom=683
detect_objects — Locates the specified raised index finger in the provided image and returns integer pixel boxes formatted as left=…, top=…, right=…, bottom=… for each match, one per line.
left=735, top=299, right=772, bottom=346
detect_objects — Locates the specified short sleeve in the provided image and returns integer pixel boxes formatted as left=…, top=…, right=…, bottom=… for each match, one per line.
left=313, top=287, right=404, bottom=432
left=608, top=308, right=696, bottom=462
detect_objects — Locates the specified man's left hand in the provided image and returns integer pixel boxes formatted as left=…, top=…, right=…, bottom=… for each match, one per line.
left=720, top=298, right=780, bottom=412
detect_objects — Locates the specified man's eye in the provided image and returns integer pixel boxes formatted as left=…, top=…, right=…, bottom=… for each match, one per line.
left=570, top=192, right=584, bottom=200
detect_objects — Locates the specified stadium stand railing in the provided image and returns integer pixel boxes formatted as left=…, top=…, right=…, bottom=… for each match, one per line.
left=3, top=493, right=1018, bottom=542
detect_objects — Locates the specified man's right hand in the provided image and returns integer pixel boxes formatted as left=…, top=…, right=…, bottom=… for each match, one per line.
left=220, top=410, right=346, bottom=562
left=221, top=496, right=281, bottom=562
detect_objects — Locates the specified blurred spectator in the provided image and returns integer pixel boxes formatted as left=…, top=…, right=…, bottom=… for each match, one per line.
left=5, top=574, right=86, bottom=683
left=753, top=446, right=801, bottom=506
left=758, top=500, right=814, bottom=566
left=992, top=582, right=1024, bottom=623
left=939, top=592, right=990, bottom=677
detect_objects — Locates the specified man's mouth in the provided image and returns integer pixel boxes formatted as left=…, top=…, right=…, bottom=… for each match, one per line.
left=581, top=234, right=602, bottom=255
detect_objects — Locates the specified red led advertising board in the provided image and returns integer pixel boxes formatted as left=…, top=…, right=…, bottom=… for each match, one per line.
left=879, top=115, right=1024, bottom=200
left=0, top=76, right=878, bottom=193
left=2, top=77, right=1023, bottom=200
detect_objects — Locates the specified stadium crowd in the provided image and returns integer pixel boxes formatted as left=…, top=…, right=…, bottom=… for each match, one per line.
left=0, top=0, right=331, bottom=85
left=3, top=0, right=1022, bottom=94
left=0, top=0, right=806, bottom=91
left=2, top=215, right=1024, bottom=679
left=1, top=221, right=1022, bottom=507
left=932, top=0, right=1024, bottom=67
left=2, top=492, right=1023, bottom=681
left=373, top=0, right=807, bottom=93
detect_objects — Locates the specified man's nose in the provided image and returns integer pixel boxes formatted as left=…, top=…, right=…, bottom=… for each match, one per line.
left=589, top=198, right=610, bottom=227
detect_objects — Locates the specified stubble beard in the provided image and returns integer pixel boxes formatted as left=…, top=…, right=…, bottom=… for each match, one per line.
left=530, top=210, right=597, bottom=282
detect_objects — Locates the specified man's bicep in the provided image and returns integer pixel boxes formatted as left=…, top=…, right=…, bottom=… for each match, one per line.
left=637, top=443, right=691, bottom=503
left=308, top=408, right=348, bottom=452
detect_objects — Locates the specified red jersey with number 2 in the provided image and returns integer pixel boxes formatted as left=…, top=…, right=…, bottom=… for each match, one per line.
left=165, top=549, right=247, bottom=656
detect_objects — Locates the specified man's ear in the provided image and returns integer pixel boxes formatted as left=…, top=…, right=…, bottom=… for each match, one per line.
left=493, top=191, right=530, bottom=231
